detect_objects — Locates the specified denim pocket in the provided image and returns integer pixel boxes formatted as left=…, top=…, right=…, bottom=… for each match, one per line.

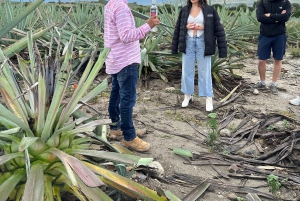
left=117, top=67, right=128, bottom=83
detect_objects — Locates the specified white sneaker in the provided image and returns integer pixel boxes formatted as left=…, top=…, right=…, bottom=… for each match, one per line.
left=289, top=96, right=300, bottom=106
left=182, top=94, right=193, bottom=107
left=206, top=97, right=213, bottom=112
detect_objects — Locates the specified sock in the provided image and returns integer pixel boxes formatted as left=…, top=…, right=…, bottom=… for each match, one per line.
left=270, top=81, right=276, bottom=86
left=261, top=80, right=266, bottom=85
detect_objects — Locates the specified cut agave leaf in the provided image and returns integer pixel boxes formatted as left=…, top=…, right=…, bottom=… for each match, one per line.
left=182, top=182, right=210, bottom=201
left=164, top=190, right=181, bottom=201
left=84, top=162, right=168, bottom=201
left=173, top=148, right=193, bottom=158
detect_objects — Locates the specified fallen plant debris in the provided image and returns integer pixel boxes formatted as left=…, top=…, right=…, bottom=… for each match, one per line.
left=133, top=88, right=300, bottom=200
left=163, top=100, right=300, bottom=200
left=166, top=172, right=278, bottom=200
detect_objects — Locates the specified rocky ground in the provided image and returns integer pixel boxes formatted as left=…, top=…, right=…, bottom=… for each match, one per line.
left=92, top=54, right=300, bottom=201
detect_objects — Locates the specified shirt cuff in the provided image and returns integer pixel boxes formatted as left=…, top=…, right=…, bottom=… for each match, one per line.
left=141, top=23, right=152, bottom=33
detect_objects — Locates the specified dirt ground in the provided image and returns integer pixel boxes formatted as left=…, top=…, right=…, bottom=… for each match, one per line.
left=95, top=53, right=300, bottom=201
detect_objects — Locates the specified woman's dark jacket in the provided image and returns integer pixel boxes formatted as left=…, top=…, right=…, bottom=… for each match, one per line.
left=256, top=0, right=291, bottom=37
left=171, top=4, right=227, bottom=58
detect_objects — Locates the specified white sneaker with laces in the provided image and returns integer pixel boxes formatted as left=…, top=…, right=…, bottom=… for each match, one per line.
left=182, top=94, right=193, bottom=107
left=206, top=97, right=213, bottom=112
left=289, top=96, right=300, bottom=106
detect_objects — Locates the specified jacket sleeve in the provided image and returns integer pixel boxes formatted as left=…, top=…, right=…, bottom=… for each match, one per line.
left=214, top=9, right=227, bottom=58
left=270, top=0, right=292, bottom=22
left=256, top=0, right=277, bottom=24
left=171, top=9, right=182, bottom=54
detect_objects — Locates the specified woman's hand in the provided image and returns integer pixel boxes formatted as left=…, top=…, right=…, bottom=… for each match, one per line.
left=196, top=24, right=204, bottom=30
left=186, top=22, right=196, bottom=30
left=186, top=23, right=204, bottom=30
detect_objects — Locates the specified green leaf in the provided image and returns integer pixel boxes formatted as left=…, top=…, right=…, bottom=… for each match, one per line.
left=56, top=47, right=110, bottom=129
left=0, top=170, right=26, bottom=201
left=41, top=36, right=74, bottom=141
left=208, top=113, right=217, bottom=119
left=3, top=25, right=55, bottom=58
left=164, top=190, right=181, bottom=201
left=267, top=174, right=281, bottom=194
left=44, top=175, right=54, bottom=201
left=0, top=127, right=21, bottom=142
left=19, top=137, right=39, bottom=152
left=0, top=104, right=34, bottom=137
left=137, top=158, right=154, bottom=167
left=72, top=119, right=111, bottom=133
left=0, top=0, right=45, bottom=39
left=78, top=79, right=108, bottom=109
left=70, top=149, right=153, bottom=167
left=0, top=127, right=20, bottom=135
left=0, top=153, right=23, bottom=166
left=23, top=163, right=44, bottom=201
left=173, top=148, right=193, bottom=157
left=48, top=148, right=105, bottom=187
left=77, top=176, right=113, bottom=201
left=0, top=116, right=17, bottom=129
left=84, top=162, right=168, bottom=201
left=115, top=164, right=127, bottom=177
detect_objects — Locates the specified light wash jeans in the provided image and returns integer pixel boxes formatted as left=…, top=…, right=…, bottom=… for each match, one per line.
left=181, top=34, right=213, bottom=97
left=108, top=64, right=138, bottom=141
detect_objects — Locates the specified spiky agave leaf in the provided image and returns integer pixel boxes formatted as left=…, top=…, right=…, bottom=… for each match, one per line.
left=0, top=29, right=178, bottom=200
left=85, top=162, right=169, bottom=201
left=0, top=44, right=113, bottom=200
left=22, top=163, right=44, bottom=201
left=0, top=0, right=45, bottom=40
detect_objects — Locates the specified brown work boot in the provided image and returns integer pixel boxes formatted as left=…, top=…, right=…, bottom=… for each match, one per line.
left=136, top=128, right=147, bottom=138
left=122, top=137, right=150, bottom=152
left=107, top=129, right=123, bottom=140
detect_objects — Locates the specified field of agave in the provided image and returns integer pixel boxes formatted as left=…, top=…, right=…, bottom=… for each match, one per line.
left=0, top=0, right=299, bottom=200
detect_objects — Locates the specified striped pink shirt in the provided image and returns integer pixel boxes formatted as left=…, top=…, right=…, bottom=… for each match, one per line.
left=104, top=0, right=151, bottom=74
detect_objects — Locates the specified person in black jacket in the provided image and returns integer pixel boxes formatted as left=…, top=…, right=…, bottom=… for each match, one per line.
left=171, top=0, right=227, bottom=112
left=253, top=0, right=291, bottom=94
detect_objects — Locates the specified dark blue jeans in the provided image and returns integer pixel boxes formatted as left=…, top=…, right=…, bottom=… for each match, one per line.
left=108, top=64, right=138, bottom=141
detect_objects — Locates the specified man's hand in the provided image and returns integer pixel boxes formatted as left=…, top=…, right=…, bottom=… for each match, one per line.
left=281, top=10, right=286, bottom=14
left=264, top=13, right=270, bottom=17
left=147, top=16, right=159, bottom=28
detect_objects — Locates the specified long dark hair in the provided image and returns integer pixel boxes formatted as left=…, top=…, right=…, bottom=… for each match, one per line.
left=186, top=0, right=207, bottom=7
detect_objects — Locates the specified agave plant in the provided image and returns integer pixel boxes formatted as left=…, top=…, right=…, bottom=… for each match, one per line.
left=211, top=49, right=247, bottom=95
left=0, top=0, right=45, bottom=40
left=135, top=1, right=252, bottom=87
left=0, top=30, right=176, bottom=200
left=0, top=0, right=47, bottom=51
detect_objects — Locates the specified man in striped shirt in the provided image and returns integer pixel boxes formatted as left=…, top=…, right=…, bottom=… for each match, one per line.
left=104, top=0, right=159, bottom=152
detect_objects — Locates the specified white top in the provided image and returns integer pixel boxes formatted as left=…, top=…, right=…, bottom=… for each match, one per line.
left=187, top=11, right=204, bottom=37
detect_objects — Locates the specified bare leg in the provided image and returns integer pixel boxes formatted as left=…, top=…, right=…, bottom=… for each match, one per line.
left=258, top=59, right=267, bottom=81
left=272, top=59, right=282, bottom=82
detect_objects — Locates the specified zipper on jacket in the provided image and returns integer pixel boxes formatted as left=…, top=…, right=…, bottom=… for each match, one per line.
left=203, top=6, right=206, bottom=57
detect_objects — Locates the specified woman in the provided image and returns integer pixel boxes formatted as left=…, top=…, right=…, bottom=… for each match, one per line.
left=171, top=0, right=227, bottom=111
